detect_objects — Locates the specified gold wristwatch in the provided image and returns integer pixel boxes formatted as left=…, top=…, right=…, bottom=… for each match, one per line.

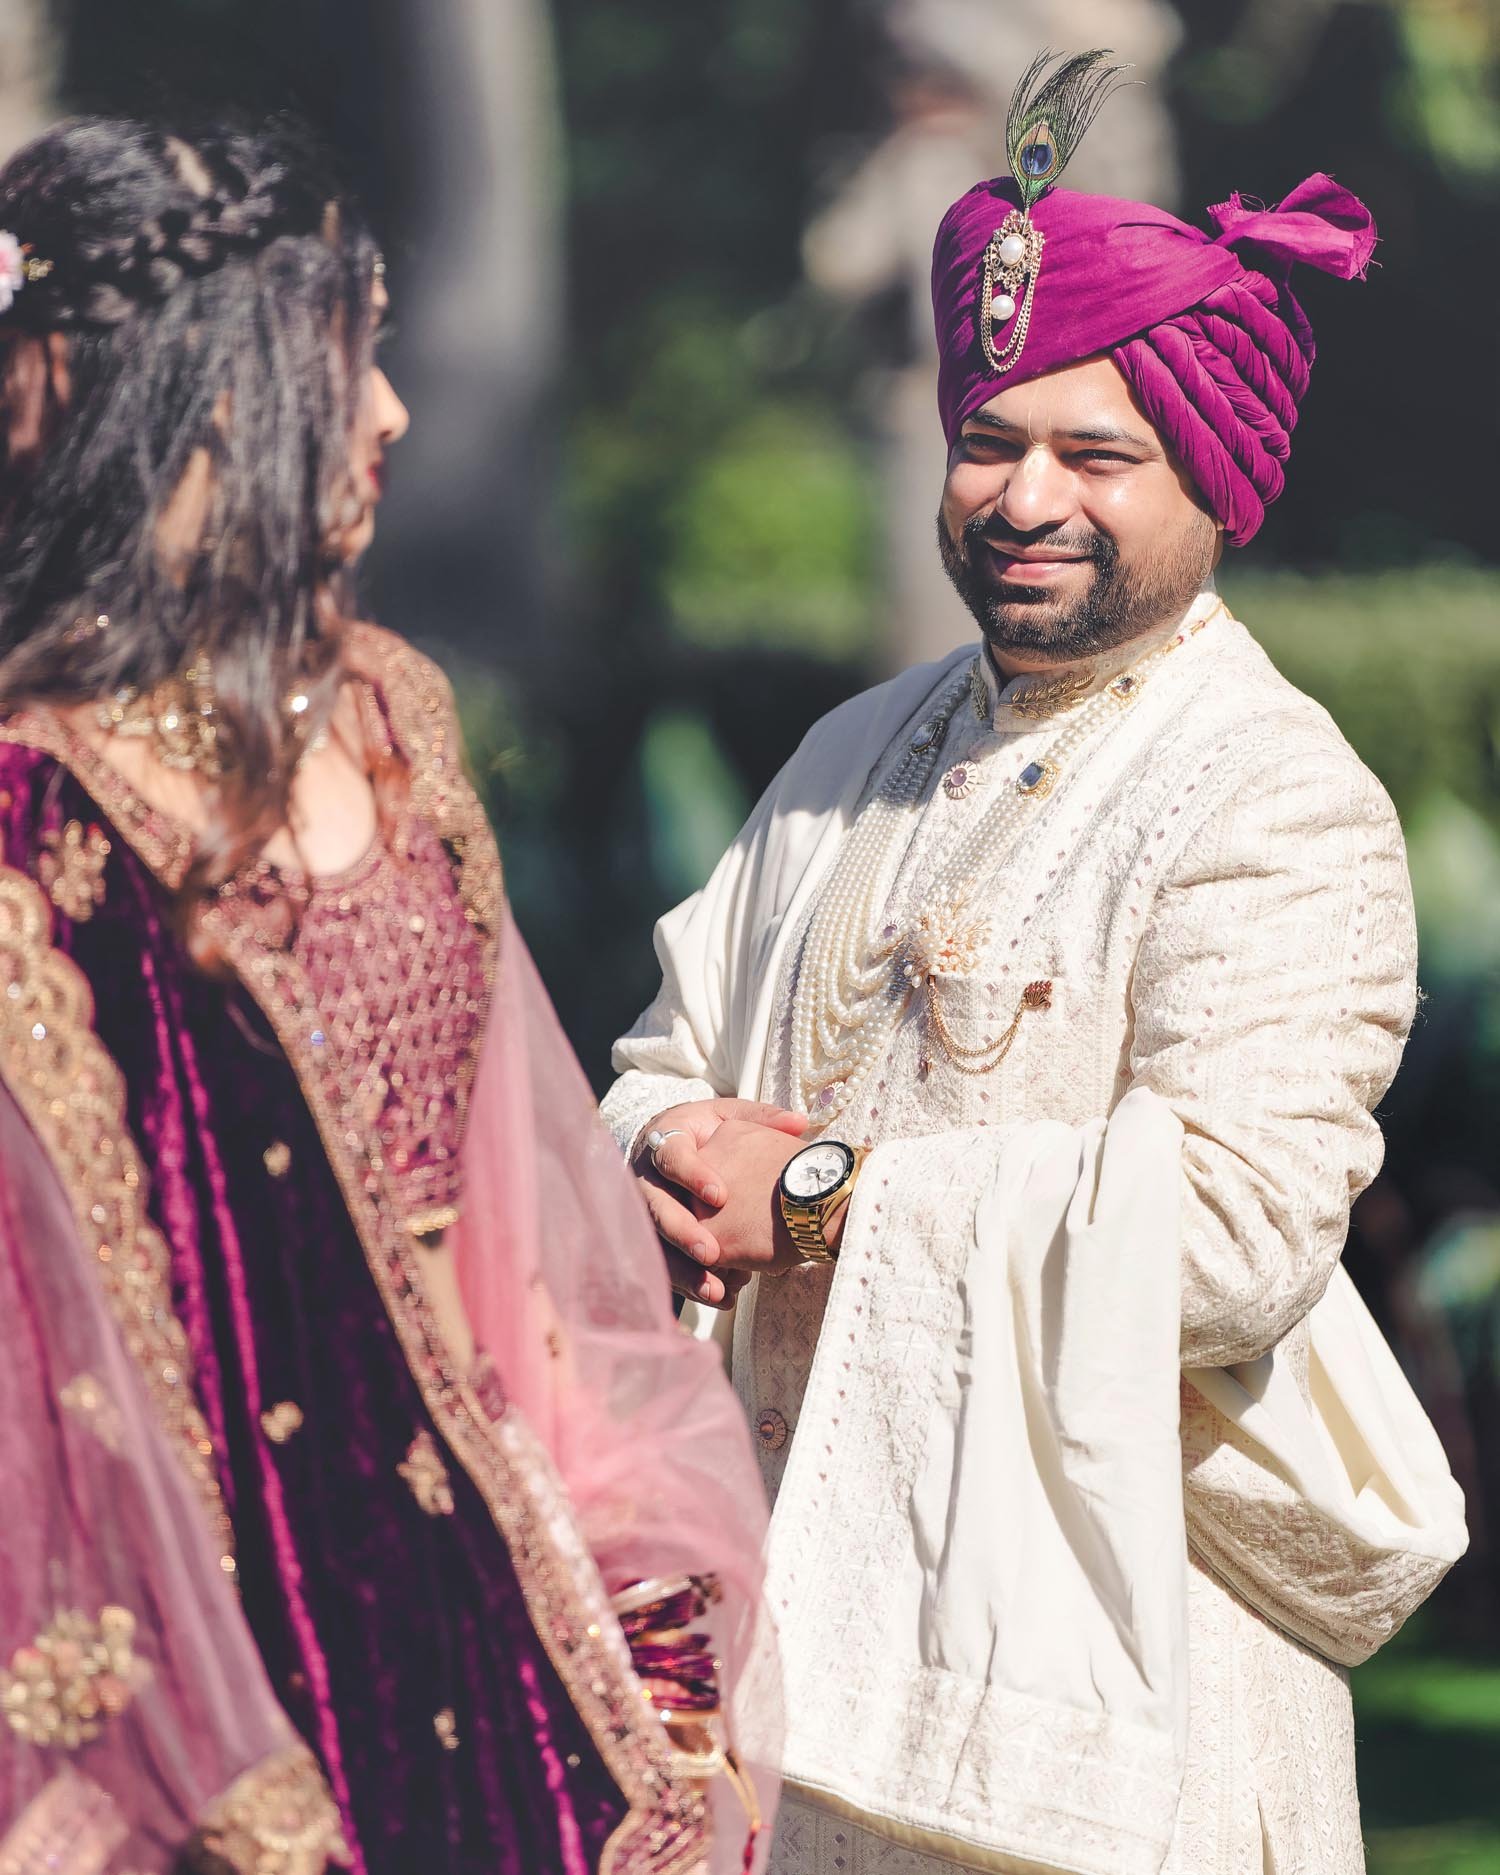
left=778, top=1140, right=865, bottom=1264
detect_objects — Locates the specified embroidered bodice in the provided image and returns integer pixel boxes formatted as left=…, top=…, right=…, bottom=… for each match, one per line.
left=287, top=810, right=489, bottom=1237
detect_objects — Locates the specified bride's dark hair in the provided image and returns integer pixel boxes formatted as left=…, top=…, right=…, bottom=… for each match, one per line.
left=0, top=115, right=383, bottom=892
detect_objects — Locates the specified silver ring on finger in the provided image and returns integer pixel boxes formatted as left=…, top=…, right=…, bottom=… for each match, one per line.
left=645, top=1126, right=689, bottom=1172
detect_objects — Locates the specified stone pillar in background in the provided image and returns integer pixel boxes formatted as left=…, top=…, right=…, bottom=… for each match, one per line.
left=804, top=0, right=1182, bottom=673
left=370, top=0, right=563, bottom=669
left=0, top=0, right=56, bottom=160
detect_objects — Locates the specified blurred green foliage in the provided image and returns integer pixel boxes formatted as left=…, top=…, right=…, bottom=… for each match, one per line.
left=1390, top=0, right=1500, bottom=185
left=1225, top=567, right=1500, bottom=832
left=1357, top=1616, right=1500, bottom=1874
left=663, top=403, right=875, bottom=658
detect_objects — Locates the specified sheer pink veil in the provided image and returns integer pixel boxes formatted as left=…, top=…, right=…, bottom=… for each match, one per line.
left=0, top=1078, right=331, bottom=1866
left=453, top=910, right=781, bottom=1867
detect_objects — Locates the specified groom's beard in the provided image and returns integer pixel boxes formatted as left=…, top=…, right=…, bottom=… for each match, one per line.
left=936, top=507, right=1216, bottom=663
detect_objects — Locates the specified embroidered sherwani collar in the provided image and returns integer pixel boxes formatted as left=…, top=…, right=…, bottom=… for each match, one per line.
left=972, top=585, right=1225, bottom=725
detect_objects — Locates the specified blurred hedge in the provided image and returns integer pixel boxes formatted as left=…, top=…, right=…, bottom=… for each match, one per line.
left=1222, top=566, right=1500, bottom=833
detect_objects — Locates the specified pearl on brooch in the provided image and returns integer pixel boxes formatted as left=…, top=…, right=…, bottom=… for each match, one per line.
left=990, top=292, right=1017, bottom=324
left=997, top=232, right=1027, bottom=268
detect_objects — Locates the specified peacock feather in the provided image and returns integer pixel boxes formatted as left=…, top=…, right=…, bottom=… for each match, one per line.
left=1005, top=48, right=1131, bottom=212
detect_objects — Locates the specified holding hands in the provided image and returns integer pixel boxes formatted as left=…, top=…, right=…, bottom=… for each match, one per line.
left=632, top=1098, right=815, bottom=1307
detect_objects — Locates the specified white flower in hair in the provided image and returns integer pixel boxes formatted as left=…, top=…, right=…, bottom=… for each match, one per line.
left=0, top=230, right=52, bottom=314
left=0, top=231, right=26, bottom=313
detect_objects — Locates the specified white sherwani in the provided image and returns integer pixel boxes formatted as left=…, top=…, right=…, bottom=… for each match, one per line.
left=602, top=596, right=1463, bottom=1875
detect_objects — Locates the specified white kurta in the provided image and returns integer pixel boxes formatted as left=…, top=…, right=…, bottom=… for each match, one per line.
left=603, top=598, right=1461, bottom=1875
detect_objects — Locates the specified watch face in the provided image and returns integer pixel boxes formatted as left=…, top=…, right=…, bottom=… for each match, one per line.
left=783, top=1141, right=854, bottom=1202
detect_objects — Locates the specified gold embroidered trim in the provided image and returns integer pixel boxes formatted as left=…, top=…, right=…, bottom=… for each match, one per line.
left=58, top=1372, right=125, bottom=1453
left=191, top=1743, right=350, bottom=1875
left=342, top=623, right=504, bottom=949
left=397, top=1429, right=455, bottom=1516
left=0, top=864, right=229, bottom=1552
left=0, top=1606, right=148, bottom=1750
left=0, top=714, right=192, bottom=885
left=0, top=1768, right=128, bottom=1875
left=36, top=820, right=111, bottom=922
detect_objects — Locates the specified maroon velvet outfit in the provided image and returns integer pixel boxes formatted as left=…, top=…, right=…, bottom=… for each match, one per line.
left=0, top=647, right=640, bottom=1872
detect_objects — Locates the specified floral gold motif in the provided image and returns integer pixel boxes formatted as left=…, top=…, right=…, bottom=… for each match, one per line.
left=0, top=1606, right=147, bottom=1750
left=0, top=865, right=228, bottom=1549
left=59, top=1372, right=125, bottom=1454
left=191, top=1743, right=350, bottom=1875
left=397, top=1429, right=456, bottom=1516
left=36, top=820, right=111, bottom=922
left=263, top=1139, right=292, bottom=1178
left=260, top=1401, right=304, bottom=1445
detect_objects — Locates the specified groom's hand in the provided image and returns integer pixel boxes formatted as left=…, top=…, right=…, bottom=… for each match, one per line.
left=691, top=1120, right=817, bottom=1277
left=631, top=1098, right=807, bottom=1308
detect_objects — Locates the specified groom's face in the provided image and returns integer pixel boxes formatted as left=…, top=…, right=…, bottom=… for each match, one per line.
left=937, top=355, right=1219, bottom=666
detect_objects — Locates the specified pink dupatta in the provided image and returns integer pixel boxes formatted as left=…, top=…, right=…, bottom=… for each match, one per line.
left=452, top=909, right=780, bottom=1870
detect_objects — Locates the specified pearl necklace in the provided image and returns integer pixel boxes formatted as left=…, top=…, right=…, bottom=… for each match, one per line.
left=791, top=614, right=1215, bottom=1118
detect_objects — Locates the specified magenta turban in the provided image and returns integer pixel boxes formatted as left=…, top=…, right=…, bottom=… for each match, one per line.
left=930, top=173, right=1376, bottom=545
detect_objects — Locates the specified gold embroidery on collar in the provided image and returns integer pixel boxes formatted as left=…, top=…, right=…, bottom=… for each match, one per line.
left=0, top=713, right=192, bottom=886
left=36, top=820, right=111, bottom=922
left=191, top=1743, right=350, bottom=1875
left=1006, top=665, right=1096, bottom=720
left=0, top=1606, right=148, bottom=1750
left=0, top=866, right=229, bottom=1553
left=968, top=657, right=990, bottom=725
left=342, top=623, right=504, bottom=948
left=398, top=1429, right=455, bottom=1516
